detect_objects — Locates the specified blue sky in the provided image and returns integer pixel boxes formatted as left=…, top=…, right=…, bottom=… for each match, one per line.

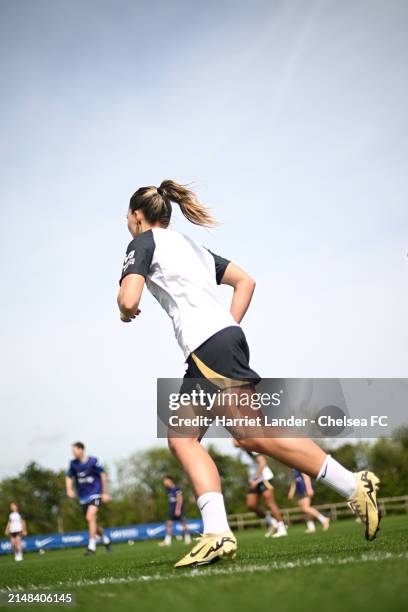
left=0, top=0, right=407, bottom=479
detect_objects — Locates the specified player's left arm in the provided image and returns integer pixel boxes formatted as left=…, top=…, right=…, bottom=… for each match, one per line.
left=117, top=274, right=144, bottom=321
left=221, top=262, right=256, bottom=324
left=100, top=471, right=110, bottom=503
left=302, top=473, right=314, bottom=497
left=21, top=519, right=27, bottom=536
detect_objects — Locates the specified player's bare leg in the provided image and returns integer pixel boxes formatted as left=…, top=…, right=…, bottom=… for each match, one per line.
left=12, top=535, right=23, bottom=562
left=299, top=496, right=330, bottom=531
left=96, top=523, right=112, bottom=551
left=159, top=520, right=173, bottom=546
left=180, top=517, right=192, bottom=544
left=168, top=437, right=222, bottom=496
left=225, top=385, right=380, bottom=540
left=246, top=492, right=265, bottom=520
left=262, top=489, right=287, bottom=537
left=85, top=505, right=98, bottom=555
left=262, top=488, right=283, bottom=523
left=168, top=435, right=236, bottom=568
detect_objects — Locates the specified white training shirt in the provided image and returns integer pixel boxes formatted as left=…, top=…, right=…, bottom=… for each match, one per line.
left=239, top=451, right=274, bottom=483
left=9, top=512, right=23, bottom=533
left=120, top=228, right=238, bottom=358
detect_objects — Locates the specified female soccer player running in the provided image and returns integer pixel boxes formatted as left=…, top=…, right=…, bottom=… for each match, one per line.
left=4, top=502, right=27, bottom=562
left=288, top=470, right=330, bottom=533
left=117, top=180, right=380, bottom=568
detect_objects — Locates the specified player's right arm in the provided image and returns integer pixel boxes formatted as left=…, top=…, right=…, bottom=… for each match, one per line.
left=65, top=475, right=76, bottom=499
left=4, top=520, right=10, bottom=536
left=220, top=262, right=256, bottom=324
left=65, top=462, right=77, bottom=498
left=117, top=233, right=155, bottom=322
left=288, top=480, right=296, bottom=500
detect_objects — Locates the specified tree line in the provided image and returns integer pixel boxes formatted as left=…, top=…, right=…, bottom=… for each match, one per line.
left=1, top=430, right=407, bottom=536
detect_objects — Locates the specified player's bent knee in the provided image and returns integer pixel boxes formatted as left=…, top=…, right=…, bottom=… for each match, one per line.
left=235, top=438, right=260, bottom=453
left=86, top=508, right=97, bottom=522
left=168, top=436, right=198, bottom=454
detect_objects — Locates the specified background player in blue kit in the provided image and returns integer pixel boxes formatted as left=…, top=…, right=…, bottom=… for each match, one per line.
left=159, top=476, right=191, bottom=547
left=288, top=470, right=330, bottom=534
left=65, top=441, right=112, bottom=555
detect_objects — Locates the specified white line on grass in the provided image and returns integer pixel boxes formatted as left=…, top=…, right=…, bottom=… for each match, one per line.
left=2, top=551, right=407, bottom=592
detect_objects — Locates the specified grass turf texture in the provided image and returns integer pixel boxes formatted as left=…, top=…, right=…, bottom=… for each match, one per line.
left=0, top=516, right=407, bottom=612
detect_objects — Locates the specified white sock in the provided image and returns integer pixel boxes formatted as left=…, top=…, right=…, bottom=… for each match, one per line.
left=317, top=513, right=328, bottom=525
left=317, top=455, right=357, bottom=498
left=164, top=534, right=172, bottom=544
left=277, top=521, right=286, bottom=532
left=265, top=513, right=276, bottom=527
left=88, top=537, right=96, bottom=551
left=197, top=492, right=230, bottom=534
left=102, top=533, right=110, bottom=545
left=184, top=532, right=191, bottom=543
left=306, top=520, right=316, bottom=531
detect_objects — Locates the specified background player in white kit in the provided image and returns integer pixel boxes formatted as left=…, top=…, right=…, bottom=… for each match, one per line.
left=233, top=441, right=287, bottom=538
left=4, top=502, right=27, bottom=562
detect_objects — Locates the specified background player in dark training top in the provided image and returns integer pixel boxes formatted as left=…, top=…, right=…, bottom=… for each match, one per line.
left=65, top=441, right=112, bottom=555
left=159, top=476, right=191, bottom=546
left=288, top=470, right=330, bottom=533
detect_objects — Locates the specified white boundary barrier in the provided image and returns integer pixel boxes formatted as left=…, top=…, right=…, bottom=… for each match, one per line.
left=228, top=495, right=408, bottom=530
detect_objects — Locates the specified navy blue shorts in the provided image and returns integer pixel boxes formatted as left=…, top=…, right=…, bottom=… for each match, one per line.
left=181, top=326, right=261, bottom=395
left=247, top=478, right=274, bottom=494
left=81, top=497, right=101, bottom=516
left=295, top=482, right=307, bottom=498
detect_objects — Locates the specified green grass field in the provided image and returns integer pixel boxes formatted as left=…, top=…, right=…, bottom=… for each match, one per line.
left=1, top=516, right=407, bottom=612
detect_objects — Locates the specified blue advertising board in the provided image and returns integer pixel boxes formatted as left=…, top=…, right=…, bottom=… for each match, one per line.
left=0, top=519, right=203, bottom=554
